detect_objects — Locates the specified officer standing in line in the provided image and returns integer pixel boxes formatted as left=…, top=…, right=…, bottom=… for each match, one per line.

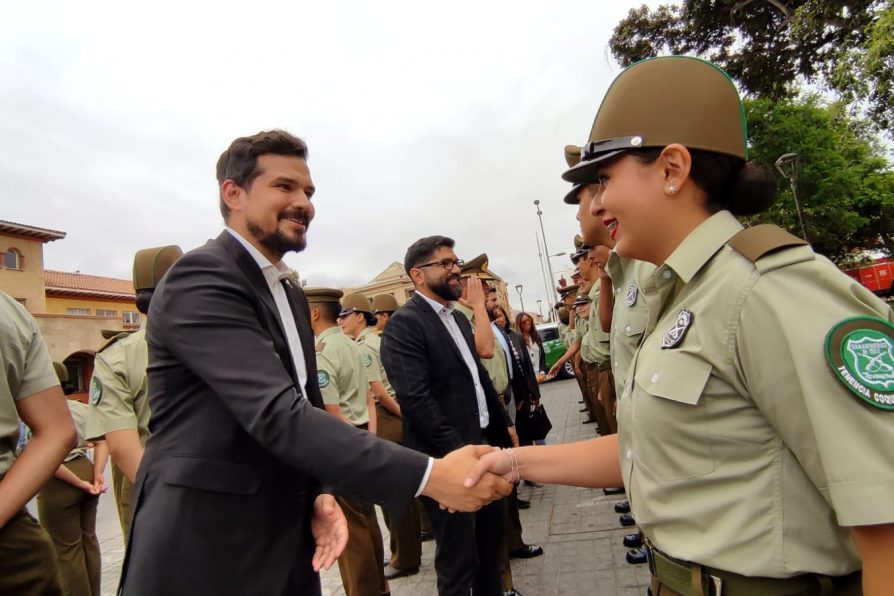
left=37, top=363, right=107, bottom=596
left=0, top=290, right=76, bottom=596
left=86, top=245, right=182, bottom=538
left=372, top=294, right=399, bottom=334
left=338, top=292, right=423, bottom=580
left=306, top=288, right=389, bottom=596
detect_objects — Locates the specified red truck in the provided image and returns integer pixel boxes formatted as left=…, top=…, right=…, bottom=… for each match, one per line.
left=843, top=259, right=894, bottom=296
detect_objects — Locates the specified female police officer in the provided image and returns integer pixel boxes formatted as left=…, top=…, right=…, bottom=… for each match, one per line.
left=466, top=56, right=893, bottom=595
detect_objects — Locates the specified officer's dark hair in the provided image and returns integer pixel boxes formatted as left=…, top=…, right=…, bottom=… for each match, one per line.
left=314, top=301, right=342, bottom=324
left=629, top=148, right=777, bottom=216
left=403, top=235, right=455, bottom=275
left=361, top=312, right=377, bottom=327
left=216, top=130, right=309, bottom=221
left=135, top=290, right=153, bottom=315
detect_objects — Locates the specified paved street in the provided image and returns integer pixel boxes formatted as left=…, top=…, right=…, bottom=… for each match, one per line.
left=89, top=377, right=650, bottom=595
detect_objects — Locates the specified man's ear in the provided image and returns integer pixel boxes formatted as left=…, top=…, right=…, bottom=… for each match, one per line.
left=221, top=180, right=244, bottom=215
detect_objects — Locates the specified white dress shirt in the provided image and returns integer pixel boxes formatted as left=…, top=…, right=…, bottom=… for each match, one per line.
left=225, top=228, right=308, bottom=394
left=418, top=292, right=489, bottom=429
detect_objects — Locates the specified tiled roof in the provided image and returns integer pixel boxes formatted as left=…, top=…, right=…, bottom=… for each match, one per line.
left=0, top=220, right=66, bottom=242
left=44, top=270, right=134, bottom=299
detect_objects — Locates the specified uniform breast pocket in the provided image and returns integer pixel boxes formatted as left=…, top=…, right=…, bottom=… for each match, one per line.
left=632, top=351, right=716, bottom=481
left=621, top=310, right=648, bottom=340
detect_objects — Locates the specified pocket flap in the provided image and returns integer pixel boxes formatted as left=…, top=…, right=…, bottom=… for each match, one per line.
left=622, top=311, right=649, bottom=337
left=162, top=455, right=262, bottom=496
left=634, top=351, right=711, bottom=405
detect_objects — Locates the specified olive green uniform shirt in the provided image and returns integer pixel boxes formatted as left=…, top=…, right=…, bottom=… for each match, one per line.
left=357, top=327, right=395, bottom=398
left=0, top=293, right=58, bottom=475
left=315, top=326, right=369, bottom=426
left=606, top=253, right=660, bottom=397
left=86, top=329, right=150, bottom=445
left=64, top=400, right=92, bottom=462
left=581, top=285, right=611, bottom=365
left=617, top=210, right=894, bottom=578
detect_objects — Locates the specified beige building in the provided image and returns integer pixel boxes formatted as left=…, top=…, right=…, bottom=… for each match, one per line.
left=349, top=261, right=513, bottom=318
left=1, top=220, right=137, bottom=401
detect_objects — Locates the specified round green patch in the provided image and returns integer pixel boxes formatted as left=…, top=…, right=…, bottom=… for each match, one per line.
left=825, top=316, right=894, bottom=410
left=317, top=371, right=330, bottom=388
left=90, top=378, right=103, bottom=406
left=362, top=353, right=373, bottom=367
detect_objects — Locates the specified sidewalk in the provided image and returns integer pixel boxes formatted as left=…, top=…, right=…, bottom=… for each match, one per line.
left=95, top=378, right=650, bottom=595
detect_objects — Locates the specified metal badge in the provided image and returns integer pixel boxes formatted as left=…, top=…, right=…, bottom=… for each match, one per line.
left=626, top=284, right=638, bottom=307
left=661, top=308, right=693, bottom=349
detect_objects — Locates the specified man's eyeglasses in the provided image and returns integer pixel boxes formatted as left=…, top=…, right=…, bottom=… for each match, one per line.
left=415, top=258, right=464, bottom=272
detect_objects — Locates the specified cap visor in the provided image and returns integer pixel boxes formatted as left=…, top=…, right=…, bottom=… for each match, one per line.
left=563, top=184, right=582, bottom=205
left=561, top=149, right=626, bottom=183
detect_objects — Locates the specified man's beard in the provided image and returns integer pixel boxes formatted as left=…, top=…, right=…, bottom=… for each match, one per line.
left=246, top=211, right=309, bottom=256
left=428, top=272, right=462, bottom=301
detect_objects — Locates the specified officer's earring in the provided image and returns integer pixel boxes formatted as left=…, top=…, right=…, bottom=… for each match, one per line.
left=664, top=184, right=679, bottom=195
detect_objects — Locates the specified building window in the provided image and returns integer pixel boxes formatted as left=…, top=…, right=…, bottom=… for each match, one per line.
left=3, top=249, right=21, bottom=270
left=66, top=308, right=90, bottom=316
left=123, top=311, right=141, bottom=325
left=96, top=309, right=117, bottom=317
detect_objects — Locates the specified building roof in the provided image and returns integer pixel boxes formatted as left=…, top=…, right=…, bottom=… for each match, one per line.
left=44, top=270, right=135, bottom=300
left=0, top=220, right=66, bottom=242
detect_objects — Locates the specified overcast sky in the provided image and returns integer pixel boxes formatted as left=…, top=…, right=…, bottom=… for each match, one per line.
left=1, top=0, right=661, bottom=313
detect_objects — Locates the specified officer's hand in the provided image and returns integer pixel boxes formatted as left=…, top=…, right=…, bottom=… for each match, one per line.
left=78, top=479, right=101, bottom=495
left=310, top=494, right=348, bottom=571
left=458, top=277, right=486, bottom=311
left=93, top=472, right=108, bottom=494
left=597, top=391, right=604, bottom=404
left=548, top=362, right=562, bottom=377
left=423, top=445, right=513, bottom=512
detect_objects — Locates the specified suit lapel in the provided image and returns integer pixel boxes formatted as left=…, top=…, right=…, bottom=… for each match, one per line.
left=411, top=294, right=467, bottom=367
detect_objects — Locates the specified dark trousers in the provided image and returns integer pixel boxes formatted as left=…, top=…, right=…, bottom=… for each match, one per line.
left=582, top=361, right=611, bottom=435
left=375, top=404, right=422, bottom=570
left=422, top=495, right=505, bottom=596
left=498, top=485, right=525, bottom=591
left=0, top=509, right=63, bottom=596
left=37, top=456, right=101, bottom=596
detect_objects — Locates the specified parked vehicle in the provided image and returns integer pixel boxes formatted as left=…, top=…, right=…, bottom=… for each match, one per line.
left=536, top=323, right=575, bottom=380
left=843, top=259, right=894, bottom=297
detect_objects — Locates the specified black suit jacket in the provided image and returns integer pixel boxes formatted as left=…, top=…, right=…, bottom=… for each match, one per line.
left=503, top=329, right=542, bottom=405
left=120, top=231, right=428, bottom=596
left=381, top=293, right=511, bottom=458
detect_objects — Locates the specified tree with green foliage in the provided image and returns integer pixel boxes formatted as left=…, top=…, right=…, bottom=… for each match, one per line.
left=744, top=95, right=894, bottom=264
left=609, top=1, right=894, bottom=130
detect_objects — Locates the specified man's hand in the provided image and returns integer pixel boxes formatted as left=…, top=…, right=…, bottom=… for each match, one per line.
left=422, top=445, right=512, bottom=512
left=458, top=276, right=486, bottom=311
left=310, top=494, right=348, bottom=572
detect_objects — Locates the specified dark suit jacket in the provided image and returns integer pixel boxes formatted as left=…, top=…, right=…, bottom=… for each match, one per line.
left=120, top=231, right=428, bottom=596
left=503, top=329, right=542, bottom=405
left=380, top=293, right=511, bottom=458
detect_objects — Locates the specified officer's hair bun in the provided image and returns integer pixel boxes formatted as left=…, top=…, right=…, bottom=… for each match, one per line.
left=631, top=148, right=777, bottom=216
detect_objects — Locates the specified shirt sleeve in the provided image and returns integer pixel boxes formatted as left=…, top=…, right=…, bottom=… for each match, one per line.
left=88, top=347, right=139, bottom=438
left=361, top=346, right=382, bottom=383
left=737, top=257, right=894, bottom=526
left=16, top=316, right=58, bottom=400
left=315, top=352, right=340, bottom=407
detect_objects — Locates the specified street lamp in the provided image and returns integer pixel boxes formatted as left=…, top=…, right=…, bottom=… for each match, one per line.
left=515, top=284, right=525, bottom=314
left=533, top=200, right=559, bottom=303
left=774, top=153, right=809, bottom=242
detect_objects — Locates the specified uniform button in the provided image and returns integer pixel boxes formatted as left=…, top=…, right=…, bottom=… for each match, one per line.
left=651, top=372, right=659, bottom=383
left=625, top=325, right=631, bottom=333
left=662, top=270, right=673, bottom=280
left=626, top=448, right=633, bottom=460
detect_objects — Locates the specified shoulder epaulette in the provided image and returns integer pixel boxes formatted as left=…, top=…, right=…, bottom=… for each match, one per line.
left=728, top=224, right=807, bottom=263
left=96, top=330, right=134, bottom=354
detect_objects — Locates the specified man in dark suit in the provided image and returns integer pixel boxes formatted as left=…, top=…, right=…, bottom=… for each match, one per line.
left=381, top=236, right=512, bottom=596
left=119, top=131, right=511, bottom=596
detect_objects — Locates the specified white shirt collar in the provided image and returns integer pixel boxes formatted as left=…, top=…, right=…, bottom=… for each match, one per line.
left=417, top=290, right=454, bottom=316
left=225, top=227, right=293, bottom=288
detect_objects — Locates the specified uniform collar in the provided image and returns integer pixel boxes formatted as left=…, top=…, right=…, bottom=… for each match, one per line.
left=662, top=210, right=743, bottom=284
left=316, top=326, right=342, bottom=342
left=225, top=227, right=294, bottom=289
left=418, top=291, right=454, bottom=316
left=358, top=327, right=375, bottom=342
left=606, top=249, right=624, bottom=283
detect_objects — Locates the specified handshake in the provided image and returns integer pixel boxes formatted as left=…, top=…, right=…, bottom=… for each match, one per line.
left=420, top=445, right=518, bottom=512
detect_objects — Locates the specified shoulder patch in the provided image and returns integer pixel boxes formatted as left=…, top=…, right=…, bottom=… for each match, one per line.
left=315, top=341, right=326, bottom=353
left=362, top=352, right=373, bottom=367
left=825, top=316, right=894, bottom=410
left=90, top=378, right=103, bottom=405
left=97, top=331, right=133, bottom=354
left=317, top=371, right=330, bottom=388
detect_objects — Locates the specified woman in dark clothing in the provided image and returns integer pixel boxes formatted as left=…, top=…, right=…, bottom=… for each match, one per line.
left=515, top=312, right=546, bottom=380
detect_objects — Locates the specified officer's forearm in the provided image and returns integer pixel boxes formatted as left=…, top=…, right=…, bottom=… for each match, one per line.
left=91, top=440, right=109, bottom=478
left=105, top=428, right=144, bottom=483
left=852, top=523, right=894, bottom=595
left=472, top=307, right=495, bottom=359
left=323, top=404, right=352, bottom=425
left=371, top=382, right=401, bottom=416
left=515, top=435, right=622, bottom=488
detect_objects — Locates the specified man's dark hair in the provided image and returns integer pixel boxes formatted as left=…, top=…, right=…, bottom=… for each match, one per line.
left=314, top=301, right=342, bottom=324
left=216, top=130, right=309, bottom=220
left=403, top=235, right=455, bottom=275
